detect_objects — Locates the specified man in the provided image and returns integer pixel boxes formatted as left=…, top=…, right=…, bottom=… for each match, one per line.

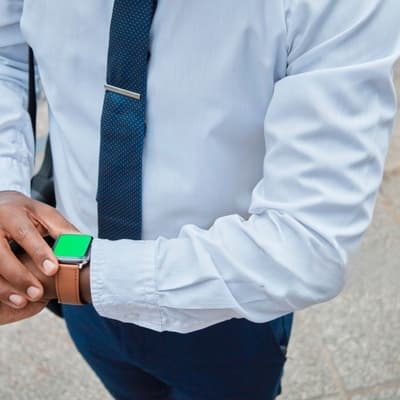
left=0, top=0, right=399, bottom=399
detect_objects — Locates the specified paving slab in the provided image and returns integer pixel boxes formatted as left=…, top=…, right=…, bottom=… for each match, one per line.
left=351, top=386, right=400, bottom=400
left=383, top=62, right=400, bottom=173
left=304, top=197, right=400, bottom=392
left=0, top=311, right=112, bottom=400
left=380, top=173, right=400, bottom=214
left=313, top=396, right=344, bottom=400
left=385, top=131, right=400, bottom=174
left=280, top=312, right=341, bottom=400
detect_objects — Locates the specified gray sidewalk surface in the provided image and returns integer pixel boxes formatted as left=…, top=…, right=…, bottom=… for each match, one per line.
left=1, top=66, right=399, bottom=400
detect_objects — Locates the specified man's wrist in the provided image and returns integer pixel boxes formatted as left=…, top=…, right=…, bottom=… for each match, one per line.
left=79, top=264, right=92, bottom=304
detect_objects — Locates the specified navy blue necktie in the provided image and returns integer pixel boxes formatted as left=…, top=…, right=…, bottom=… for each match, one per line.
left=97, top=0, right=157, bottom=240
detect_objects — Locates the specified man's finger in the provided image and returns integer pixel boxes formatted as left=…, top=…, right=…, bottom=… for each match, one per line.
left=6, top=213, right=59, bottom=277
left=0, top=241, right=44, bottom=300
left=0, top=295, right=27, bottom=309
left=30, top=201, right=79, bottom=238
left=0, top=275, right=29, bottom=309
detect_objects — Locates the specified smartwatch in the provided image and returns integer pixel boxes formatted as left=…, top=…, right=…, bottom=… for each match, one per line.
left=53, top=233, right=93, bottom=305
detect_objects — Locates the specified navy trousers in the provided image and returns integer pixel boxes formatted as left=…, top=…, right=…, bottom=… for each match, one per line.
left=63, top=305, right=293, bottom=400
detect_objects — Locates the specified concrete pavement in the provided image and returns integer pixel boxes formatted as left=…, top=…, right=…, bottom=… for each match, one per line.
left=1, top=65, right=400, bottom=400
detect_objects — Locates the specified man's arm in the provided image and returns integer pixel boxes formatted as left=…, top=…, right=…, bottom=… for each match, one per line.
left=87, top=0, right=400, bottom=333
left=0, top=0, right=33, bottom=196
left=0, top=1, right=77, bottom=319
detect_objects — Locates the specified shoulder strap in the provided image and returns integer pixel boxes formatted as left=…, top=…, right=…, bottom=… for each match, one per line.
left=28, top=47, right=37, bottom=141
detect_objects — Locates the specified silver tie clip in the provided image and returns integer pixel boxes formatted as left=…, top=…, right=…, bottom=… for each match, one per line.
left=104, top=83, right=141, bottom=100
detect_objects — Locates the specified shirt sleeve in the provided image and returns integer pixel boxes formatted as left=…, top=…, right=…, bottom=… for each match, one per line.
left=0, top=0, right=34, bottom=196
left=91, top=0, right=400, bottom=333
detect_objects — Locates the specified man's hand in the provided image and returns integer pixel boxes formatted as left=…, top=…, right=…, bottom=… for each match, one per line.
left=19, top=253, right=57, bottom=301
left=0, top=253, right=57, bottom=326
left=0, top=191, right=77, bottom=309
left=0, top=300, right=48, bottom=326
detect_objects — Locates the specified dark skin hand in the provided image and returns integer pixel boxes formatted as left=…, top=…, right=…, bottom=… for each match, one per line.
left=0, top=191, right=77, bottom=310
left=0, top=299, right=48, bottom=326
left=0, top=254, right=53, bottom=325
left=21, top=253, right=57, bottom=300
left=19, top=253, right=92, bottom=304
left=0, top=253, right=92, bottom=325
left=0, top=255, right=50, bottom=325
left=0, top=190, right=93, bottom=324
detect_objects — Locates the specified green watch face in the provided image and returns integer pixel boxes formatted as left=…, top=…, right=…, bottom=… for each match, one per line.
left=53, top=234, right=93, bottom=263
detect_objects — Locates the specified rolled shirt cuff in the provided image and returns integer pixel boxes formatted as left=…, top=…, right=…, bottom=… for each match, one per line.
left=90, top=237, right=163, bottom=331
left=0, top=156, right=31, bottom=197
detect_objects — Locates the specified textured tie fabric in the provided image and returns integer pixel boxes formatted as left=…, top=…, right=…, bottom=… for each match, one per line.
left=97, top=0, right=157, bottom=240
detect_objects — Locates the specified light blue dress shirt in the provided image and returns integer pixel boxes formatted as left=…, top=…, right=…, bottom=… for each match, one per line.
left=0, top=0, right=399, bottom=333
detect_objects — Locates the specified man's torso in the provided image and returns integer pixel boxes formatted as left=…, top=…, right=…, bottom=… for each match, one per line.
left=21, top=0, right=287, bottom=238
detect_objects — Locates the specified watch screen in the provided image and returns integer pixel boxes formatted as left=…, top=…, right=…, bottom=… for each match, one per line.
left=53, top=234, right=93, bottom=258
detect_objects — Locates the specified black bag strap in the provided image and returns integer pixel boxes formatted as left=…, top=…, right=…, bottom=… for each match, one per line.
left=28, top=47, right=37, bottom=140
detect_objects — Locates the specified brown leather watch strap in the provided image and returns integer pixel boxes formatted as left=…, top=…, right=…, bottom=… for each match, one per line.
left=55, top=263, right=83, bottom=305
